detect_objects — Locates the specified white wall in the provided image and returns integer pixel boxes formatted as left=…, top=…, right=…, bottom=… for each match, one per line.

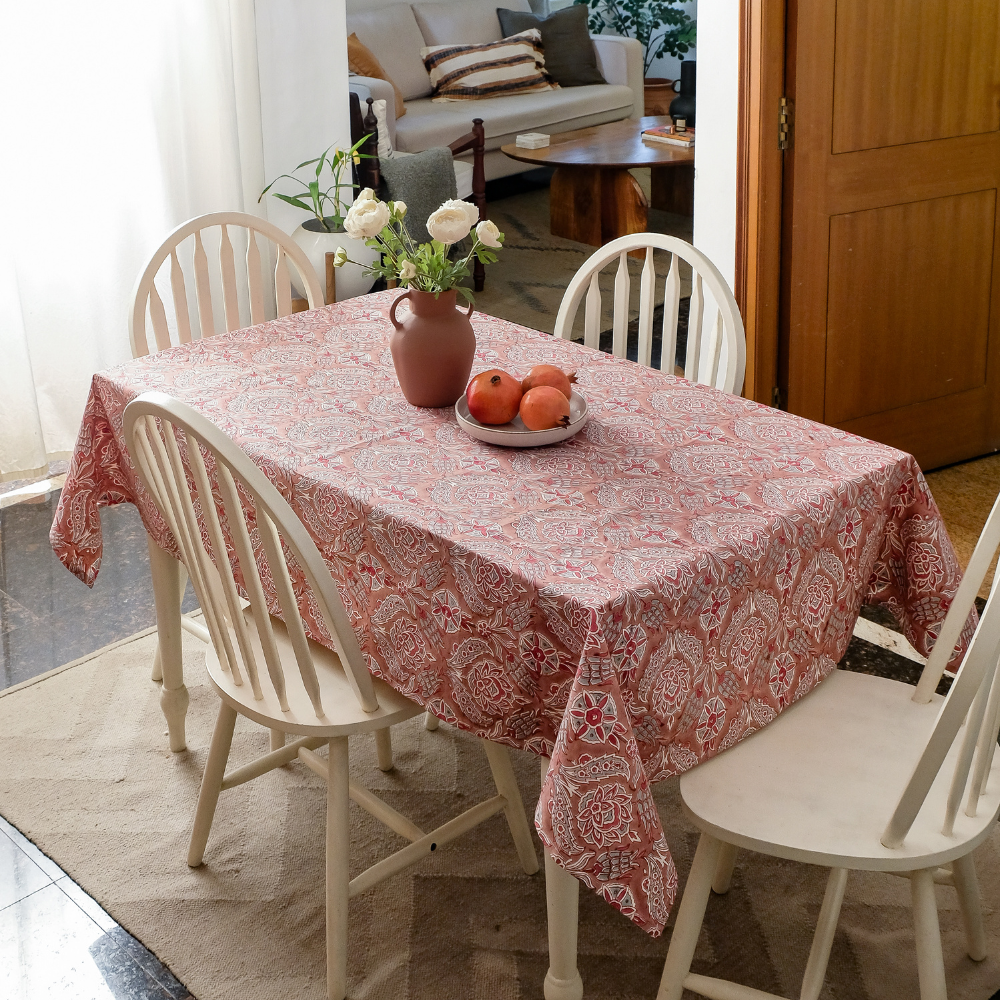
left=254, top=0, right=352, bottom=234
left=691, top=0, right=739, bottom=288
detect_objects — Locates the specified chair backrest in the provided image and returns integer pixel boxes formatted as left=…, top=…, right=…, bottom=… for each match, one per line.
left=122, top=391, right=379, bottom=718
left=881, top=487, right=1000, bottom=848
left=129, top=211, right=323, bottom=359
left=552, top=233, right=747, bottom=395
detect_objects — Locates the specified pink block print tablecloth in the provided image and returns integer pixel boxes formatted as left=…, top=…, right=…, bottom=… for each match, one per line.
left=51, top=290, right=972, bottom=935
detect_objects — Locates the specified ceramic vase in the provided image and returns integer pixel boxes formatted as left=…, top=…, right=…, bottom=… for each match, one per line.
left=292, top=218, right=378, bottom=303
left=643, top=77, right=675, bottom=117
left=388, top=289, right=476, bottom=407
left=669, top=60, right=697, bottom=128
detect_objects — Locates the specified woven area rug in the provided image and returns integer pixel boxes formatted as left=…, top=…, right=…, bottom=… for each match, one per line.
left=2, top=629, right=1000, bottom=999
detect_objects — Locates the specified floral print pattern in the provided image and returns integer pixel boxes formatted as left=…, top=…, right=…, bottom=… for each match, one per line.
left=50, top=289, right=973, bottom=936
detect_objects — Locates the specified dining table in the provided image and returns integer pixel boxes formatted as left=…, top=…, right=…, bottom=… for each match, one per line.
left=50, top=288, right=973, bottom=999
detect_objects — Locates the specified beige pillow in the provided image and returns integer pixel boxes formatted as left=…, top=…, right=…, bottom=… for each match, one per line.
left=347, top=3, right=433, bottom=101
left=348, top=33, right=407, bottom=118
left=421, top=28, right=557, bottom=102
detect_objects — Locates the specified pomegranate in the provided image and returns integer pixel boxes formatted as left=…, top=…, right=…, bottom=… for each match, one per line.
left=521, top=363, right=577, bottom=399
left=466, top=369, right=522, bottom=425
left=519, top=386, right=571, bottom=430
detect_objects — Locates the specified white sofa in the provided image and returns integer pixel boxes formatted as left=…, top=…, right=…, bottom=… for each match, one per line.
left=347, top=0, right=644, bottom=181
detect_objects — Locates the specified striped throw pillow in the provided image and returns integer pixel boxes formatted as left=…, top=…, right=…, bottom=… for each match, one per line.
left=421, top=29, right=558, bottom=102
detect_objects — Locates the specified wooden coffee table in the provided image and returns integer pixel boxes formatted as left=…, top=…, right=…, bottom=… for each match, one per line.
left=500, top=115, right=694, bottom=247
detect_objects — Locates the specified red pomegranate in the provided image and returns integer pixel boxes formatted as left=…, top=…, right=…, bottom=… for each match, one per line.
left=519, top=385, right=571, bottom=430
left=466, top=369, right=522, bottom=425
left=521, top=364, right=576, bottom=399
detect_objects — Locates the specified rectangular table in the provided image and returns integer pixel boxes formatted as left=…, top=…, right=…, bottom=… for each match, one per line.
left=52, top=290, right=971, bottom=989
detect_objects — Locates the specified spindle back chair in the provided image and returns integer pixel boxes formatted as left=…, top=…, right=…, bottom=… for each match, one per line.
left=657, top=490, right=1000, bottom=1000
left=129, top=212, right=323, bottom=358
left=122, top=392, right=539, bottom=1000
left=552, top=233, right=746, bottom=395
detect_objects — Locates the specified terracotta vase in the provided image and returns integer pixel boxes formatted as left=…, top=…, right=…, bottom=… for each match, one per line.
left=643, top=77, right=675, bottom=117
left=388, top=289, right=476, bottom=407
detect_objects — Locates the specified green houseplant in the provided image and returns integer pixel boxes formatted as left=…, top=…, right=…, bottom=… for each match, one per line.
left=258, top=137, right=378, bottom=302
left=574, top=0, right=696, bottom=78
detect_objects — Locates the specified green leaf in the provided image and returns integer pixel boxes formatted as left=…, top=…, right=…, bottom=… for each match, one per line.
left=272, top=193, right=314, bottom=212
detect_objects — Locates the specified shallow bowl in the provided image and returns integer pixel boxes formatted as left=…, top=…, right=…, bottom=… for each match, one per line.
left=455, top=390, right=589, bottom=447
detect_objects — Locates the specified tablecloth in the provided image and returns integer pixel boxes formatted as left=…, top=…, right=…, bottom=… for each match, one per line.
left=51, top=289, right=973, bottom=934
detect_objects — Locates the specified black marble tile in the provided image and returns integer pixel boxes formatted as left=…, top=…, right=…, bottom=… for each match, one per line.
left=0, top=491, right=197, bottom=691
left=0, top=881, right=177, bottom=1000
left=107, top=926, right=193, bottom=1000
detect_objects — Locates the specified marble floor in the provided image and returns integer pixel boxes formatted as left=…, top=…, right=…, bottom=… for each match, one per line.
left=0, top=486, right=197, bottom=999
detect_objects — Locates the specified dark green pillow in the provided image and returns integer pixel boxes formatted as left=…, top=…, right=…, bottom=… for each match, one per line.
left=497, top=5, right=606, bottom=88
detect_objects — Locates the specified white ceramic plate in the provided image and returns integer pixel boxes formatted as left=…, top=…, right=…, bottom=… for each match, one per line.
left=455, top=390, right=589, bottom=447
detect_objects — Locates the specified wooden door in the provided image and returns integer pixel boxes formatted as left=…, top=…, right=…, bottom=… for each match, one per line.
left=781, top=0, right=1000, bottom=470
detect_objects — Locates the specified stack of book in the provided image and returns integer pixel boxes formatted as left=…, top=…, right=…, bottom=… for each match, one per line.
left=641, top=125, right=695, bottom=148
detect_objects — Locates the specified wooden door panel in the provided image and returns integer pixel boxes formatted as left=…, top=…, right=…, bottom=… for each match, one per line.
left=825, top=189, right=996, bottom=424
left=833, top=0, right=1000, bottom=153
left=783, top=0, right=1000, bottom=469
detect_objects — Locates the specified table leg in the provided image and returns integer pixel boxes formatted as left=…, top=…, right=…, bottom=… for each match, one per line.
left=600, top=169, right=648, bottom=244
left=541, top=756, right=584, bottom=1000
left=147, top=536, right=189, bottom=753
left=550, top=167, right=602, bottom=246
left=650, top=163, right=694, bottom=215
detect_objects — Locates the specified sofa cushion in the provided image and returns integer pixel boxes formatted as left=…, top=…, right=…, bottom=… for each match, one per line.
left=347, top=33, right=407, bottom=117
left=347, top=3, right=433, bottom=100
left=412, top=0, right=531, bottom=45
left=394, top=83, right=633, bottom=150
left=497, top=5, right=605, bottom=87
left=422, top=30, right=556, bottom=102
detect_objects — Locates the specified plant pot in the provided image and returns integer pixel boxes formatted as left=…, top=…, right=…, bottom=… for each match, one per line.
left=388, top=289, right=476, bottom=407
left=669, top=60, right=697, bottom=128
left=643, top=77, right=675, bottom=117
left=291, top=218, right=379, bottom=303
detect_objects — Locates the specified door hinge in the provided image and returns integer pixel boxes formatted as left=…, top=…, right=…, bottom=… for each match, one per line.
left=778, top=97, right=793, bottom=151
left=772, top=386, right=785, bottom=410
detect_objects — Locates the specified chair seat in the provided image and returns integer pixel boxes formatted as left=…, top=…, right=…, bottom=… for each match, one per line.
left=680, top=669, right=1000, bottom=871
left=206, top=608, right=423, bottom=737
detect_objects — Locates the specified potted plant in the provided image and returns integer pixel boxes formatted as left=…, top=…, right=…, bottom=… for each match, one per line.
left=574, top=0, right=696, bottom=113
left=258, top=137, right=379, bottom=302
left=333, top=194, right=504, bottom=407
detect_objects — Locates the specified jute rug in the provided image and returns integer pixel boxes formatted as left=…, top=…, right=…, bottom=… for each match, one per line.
left=2, top=629, right=1000, bottom=999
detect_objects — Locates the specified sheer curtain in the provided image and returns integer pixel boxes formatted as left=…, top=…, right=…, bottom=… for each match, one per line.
left=0, top=0, right=262, bottom=482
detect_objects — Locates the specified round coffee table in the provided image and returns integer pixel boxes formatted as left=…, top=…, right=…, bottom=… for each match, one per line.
left=500, top=115, right=694, bottom=247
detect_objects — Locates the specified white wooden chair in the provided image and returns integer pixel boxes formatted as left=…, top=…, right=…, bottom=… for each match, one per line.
left=129, top=211, right=323, bottom=358
left=552, top=233, right=747, bottom=395
left=122, top=391, right=539, bottom=1000
left=657, top=491, right=1000, bottom=1000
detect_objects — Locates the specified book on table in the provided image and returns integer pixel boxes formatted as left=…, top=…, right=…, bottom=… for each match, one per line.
left=641, top=125, right=695, bottom=147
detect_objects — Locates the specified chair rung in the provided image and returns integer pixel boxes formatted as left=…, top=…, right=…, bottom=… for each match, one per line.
left=222, top=735, right=325, bottom=789
left=684, top=972, right=783, bottom=1000
left=885, top=866, right=954, bottom=886
left=297, top=746, right=427, bottom=842
left=180, top=615, right=211, bottom=643
left=349, top=794, right=507, bottom=898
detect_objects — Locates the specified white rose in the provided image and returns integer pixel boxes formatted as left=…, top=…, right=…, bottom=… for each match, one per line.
left=399, top=259, right=417, bottom=281
left=344, top=197, right=390, bottom=240
left=393, top=200, right=407, bottom=219
left=357, top=187, right=374, bottom=202
left=441, top=198, right=479, bottom=227
left=426, top=203, right=473, bottom=245
left=333, top=247, right=349, bottom=267
left=475, top=219, right=502, bottom=248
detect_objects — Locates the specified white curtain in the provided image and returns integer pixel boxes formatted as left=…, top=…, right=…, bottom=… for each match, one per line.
left=0, top=0, right=263, bottom=481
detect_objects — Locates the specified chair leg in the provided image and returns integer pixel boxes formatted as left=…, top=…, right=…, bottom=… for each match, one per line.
left=712, top=842, right=738, bottom=894
left=481, top=740, right=539, bottom=874
left=424, top=710, right=440, bottom=731
left=800, top=867, right=849, bottom=1000
left=951, top=853, right=987, bottom=961
left=657, top=833, right=724, bottom=1000
left=327, top=736, right=351, bottom=1000
left=270, top=729, right=285, bottom=751
left=187, top=702, right=238, bottom=867
left=374, top=728, right=393, bottom=772
left=911, top=868, right=948, bottom=1000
